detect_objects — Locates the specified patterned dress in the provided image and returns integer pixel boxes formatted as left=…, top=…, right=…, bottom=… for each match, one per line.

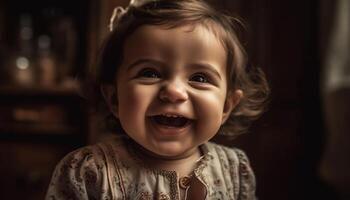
left=45, top=136, right=256, bottom=200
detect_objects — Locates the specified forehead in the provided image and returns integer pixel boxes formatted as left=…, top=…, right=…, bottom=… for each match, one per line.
left=125, top=23, right=225, bottom=45
left=122, top=24, right=227, bottom=67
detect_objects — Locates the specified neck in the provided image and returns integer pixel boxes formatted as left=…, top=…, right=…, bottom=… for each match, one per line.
left=131, top=141, right=202, bottom=177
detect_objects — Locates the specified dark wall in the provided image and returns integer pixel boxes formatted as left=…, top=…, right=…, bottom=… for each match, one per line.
left=209, top=0, right=338, bottom=200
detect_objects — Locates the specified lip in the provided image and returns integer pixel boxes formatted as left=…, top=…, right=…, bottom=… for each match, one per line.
left=148, top=116, right=193, bottom=136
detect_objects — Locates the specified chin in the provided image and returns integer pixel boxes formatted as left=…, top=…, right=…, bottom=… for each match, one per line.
left=151, top=143, right=195, bottom=159
left=152, top=146, right=183, bottom=157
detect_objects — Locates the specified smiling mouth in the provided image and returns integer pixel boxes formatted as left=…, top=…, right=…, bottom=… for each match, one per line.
left=151, top=114, right=191, bottom=128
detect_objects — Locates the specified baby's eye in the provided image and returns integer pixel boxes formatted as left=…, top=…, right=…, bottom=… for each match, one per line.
left=138, top=68, right=161, bottom=79
left=190, top=73, right=210, bottom=83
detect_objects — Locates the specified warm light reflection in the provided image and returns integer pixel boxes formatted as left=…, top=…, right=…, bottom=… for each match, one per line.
left=16, top=56, right=30, bottom=70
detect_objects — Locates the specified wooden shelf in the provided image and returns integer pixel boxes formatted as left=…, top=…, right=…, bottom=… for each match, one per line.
left=0, top=123, right=79, bottom=135
left=0, top=122, right=84, bottom=145
left=0, top=85, right=81, bottom=97
left=0, top=0, right=91, bottom=199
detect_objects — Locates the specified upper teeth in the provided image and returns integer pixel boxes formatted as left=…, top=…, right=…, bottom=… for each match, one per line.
left=162, top=114, right=181, bottom=118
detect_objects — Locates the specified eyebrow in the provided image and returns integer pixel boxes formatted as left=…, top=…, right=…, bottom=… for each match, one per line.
left=126, top=58, right=164, bottom=72
left=190, top=63, right=223, bottom=80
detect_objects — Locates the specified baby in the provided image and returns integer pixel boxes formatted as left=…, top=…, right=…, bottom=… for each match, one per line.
left=46, top=0, right=269, bottom=199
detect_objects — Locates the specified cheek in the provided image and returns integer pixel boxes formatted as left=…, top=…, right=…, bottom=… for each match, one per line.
left=192, top=92, right=226, bottom=132
left=117, top=85, right=156, bottom=120
left=117, top=86, right=147, bottom=136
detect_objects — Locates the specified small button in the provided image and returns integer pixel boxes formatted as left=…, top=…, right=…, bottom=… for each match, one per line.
left=179, top=176, right=192, bottom=189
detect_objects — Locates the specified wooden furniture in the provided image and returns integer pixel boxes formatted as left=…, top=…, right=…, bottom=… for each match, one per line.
left=0, top=0, right=90, bottom=199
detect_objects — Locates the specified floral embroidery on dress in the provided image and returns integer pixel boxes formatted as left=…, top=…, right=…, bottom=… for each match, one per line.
left=156, top=192, right=170, bottom=200
left=138, top=191, right=152, bottom=200
left=214, top=179, right=222, bottom=187
left=45, top=137, right=257, bottom=200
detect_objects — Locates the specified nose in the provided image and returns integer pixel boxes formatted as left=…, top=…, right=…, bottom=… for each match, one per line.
left=159, top=79, right=188, bottom=103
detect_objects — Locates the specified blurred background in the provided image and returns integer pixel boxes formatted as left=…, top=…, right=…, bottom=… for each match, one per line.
left=0, top=0, right=349, bottom=199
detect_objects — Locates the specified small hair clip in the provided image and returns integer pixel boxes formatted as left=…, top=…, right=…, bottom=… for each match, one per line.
left=109, top=6, right=126, bottom=32
left=109, top=0, right=156, bottom=32
left=129, top=0, right=154, bottom=7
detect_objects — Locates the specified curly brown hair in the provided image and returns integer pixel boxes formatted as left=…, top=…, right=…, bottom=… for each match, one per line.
left=92, top=0, right=270, bottom=138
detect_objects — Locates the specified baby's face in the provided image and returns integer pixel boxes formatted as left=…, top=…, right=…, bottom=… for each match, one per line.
left=112, top=24, right=237, bottom=158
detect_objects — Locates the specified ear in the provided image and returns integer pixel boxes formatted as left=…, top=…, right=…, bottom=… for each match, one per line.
left=101, top=84, right=119, bottom=118
left=222, top=89, right=243, bottom=124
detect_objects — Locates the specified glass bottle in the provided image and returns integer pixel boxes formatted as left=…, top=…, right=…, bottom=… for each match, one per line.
left=11, top=14, right=36, bottom=86
left=37, top=35, right=57, bottom=87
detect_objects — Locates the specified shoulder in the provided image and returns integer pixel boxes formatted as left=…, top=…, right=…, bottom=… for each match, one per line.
left=57, top=136, right=126, bottom=171
left=45, top=144, right=106, bottom=199
left=205, top=141, right=251, bottom=161
left=46, top=138, right=126, bottom=200
left=205, top=142, right=257, bottom=199
left=56, top=143, right=107, bottom=174
left=205, top=142, right=248, bottom=164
